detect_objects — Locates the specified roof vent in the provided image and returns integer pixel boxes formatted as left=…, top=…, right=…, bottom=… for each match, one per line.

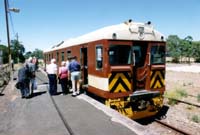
left=124, top=19, right=133, bottom=25
left=147, top=21, right=151, bottom=25
left=112, top=33, right=117, bottom=39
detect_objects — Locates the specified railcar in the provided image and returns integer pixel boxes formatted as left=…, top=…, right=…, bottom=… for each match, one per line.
left=44, top=20, right=166, bottom=119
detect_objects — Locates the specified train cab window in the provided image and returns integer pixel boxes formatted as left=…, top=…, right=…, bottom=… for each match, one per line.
left=96, top=45, right=103, bottom=70
left=131, top=45, right=147, bottom=67
left=132, top=46, right=142, bottom=66
left=151, top=45, right=165, bottom=64
left=109, top=45, right=131, bottom=65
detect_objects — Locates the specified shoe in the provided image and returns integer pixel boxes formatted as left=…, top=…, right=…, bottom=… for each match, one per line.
left=69, top=89, right=73, bottom=92
left=72, top=93, right=77, bottom=97
left=76, top=91, right=80, bottom=95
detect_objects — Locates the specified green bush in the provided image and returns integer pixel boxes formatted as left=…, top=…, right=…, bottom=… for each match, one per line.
left=197, top=94, right=200, bottom=102
left=164, top=88, right=188, bottom=106
left=176, top=89, right=188, bottom=98
left=191, top=115, right=200, bottom=123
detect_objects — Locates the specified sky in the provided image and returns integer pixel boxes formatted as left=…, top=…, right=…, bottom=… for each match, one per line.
left=0, top=0, right=200, bottom=52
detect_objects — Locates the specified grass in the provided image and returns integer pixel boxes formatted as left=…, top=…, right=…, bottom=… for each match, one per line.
left=164, top=87, right=188, bottom=106
left=197, top=94, right=200, bottom=102
left=186, top=105, right=193, bottom=110
left=191, top=115, right=200, bottom=123
left=176, top=88, right=188, bottom=98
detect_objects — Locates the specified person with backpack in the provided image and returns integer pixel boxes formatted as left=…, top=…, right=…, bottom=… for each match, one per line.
left=27, top=57, right=37, bottom=97
left=17, top=60, right=31, bottom=98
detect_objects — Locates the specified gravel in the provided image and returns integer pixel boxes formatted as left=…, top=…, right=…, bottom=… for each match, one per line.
left=145, top=63, right=200, bottom=135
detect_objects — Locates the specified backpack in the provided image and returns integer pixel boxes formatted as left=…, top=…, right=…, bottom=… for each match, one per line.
left=25, top=64, right=33, bottom=79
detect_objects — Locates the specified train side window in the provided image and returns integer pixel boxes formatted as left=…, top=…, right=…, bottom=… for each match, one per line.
left=151, top=45, right=165, bottom=64
left=56, top=51, right=59, bottom=62
left=96, top=45, right=103, bottom=70
left=61, top=52, right=64, bottom=61
left=67, top=50, right=71, bottom=58
left=49, top=54, right=51, bottom=61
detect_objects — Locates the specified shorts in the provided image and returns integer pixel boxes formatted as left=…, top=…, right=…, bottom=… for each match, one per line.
left=71, top=71, right=81, bottom=81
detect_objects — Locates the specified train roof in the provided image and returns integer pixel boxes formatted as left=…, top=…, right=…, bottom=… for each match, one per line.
left=44, top=20, right=165, bottom=53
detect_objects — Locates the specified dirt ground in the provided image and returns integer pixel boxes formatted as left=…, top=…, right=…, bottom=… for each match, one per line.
left=146, top=63, right=200, bottom=135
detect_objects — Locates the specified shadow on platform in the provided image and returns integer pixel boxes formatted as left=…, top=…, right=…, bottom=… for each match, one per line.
left=27, top=91, right=47, bottom=99
left=0, top=93, right=5, bottom=96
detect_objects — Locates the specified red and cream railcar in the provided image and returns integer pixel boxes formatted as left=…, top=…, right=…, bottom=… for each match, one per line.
left=44, top=20, right=166, bottom=119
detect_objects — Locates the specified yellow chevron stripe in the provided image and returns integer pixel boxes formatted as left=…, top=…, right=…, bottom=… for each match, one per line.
left=109, top=73, right=131, bottom=92
left=150, top=71, right=164, bottom=88
left=154, top=81, right=161, bottom=88
left=109, top=73, right=125, bottom=89
left=157, top=71, right=164, bottom=85
left=109, top=73, right=121, bottom=90
left=113, top=83, right=127, bottom=93
left=150, top=71, right=155, bottom=88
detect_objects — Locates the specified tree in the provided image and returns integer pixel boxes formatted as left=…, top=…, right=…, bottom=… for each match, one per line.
left=0, top=44, right=9, bottom=63
left=193, top=41, right=200, bottom=62
left=24, top=51, right=32, bottom=59
left=32, top=48, right=43, bottom=59
left=182, top=36, right=194, bottom=63
left=10, top=39, right=25, bottom=63
left=166, top=35, right=181, bottom=63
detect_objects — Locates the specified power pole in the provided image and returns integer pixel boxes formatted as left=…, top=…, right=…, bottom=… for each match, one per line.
left=4, top=0, right=12, bottom=75
left=4, top=0, right=20, bottom=76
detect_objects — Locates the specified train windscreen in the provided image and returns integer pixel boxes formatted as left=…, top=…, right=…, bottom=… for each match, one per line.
left=109, top=45, right=131, bottom=65
left=151, top=45, right=165, bottom=64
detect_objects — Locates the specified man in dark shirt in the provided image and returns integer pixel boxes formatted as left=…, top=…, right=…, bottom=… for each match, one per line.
left=68, top=56, right=81, bottom=96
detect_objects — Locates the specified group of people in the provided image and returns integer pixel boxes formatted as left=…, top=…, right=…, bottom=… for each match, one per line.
left=46, top=56, right=81, bottom=97
left=17, top=57, right=38, bottom=98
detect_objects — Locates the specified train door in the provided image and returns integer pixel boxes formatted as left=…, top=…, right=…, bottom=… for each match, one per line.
left=80, top=47, right=88, bottom=85
left=132, top=42, right=148, bottom=90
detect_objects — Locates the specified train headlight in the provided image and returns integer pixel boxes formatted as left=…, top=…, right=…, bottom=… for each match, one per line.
left=138, top=26, right=144, bottom=34
left=138, top=27, right=144, bottom=40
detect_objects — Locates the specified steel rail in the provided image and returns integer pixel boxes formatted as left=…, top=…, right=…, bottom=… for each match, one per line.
left=165, top=96, right=200, bottom=108
left=155, top=119, right=191, bottom=135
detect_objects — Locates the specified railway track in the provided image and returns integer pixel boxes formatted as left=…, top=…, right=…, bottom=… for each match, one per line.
left=155, top=119, right=191, bottom=135
left=165, top=96, right=200, bottom=108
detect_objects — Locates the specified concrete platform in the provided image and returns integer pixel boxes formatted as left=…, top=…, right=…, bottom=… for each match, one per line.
left=0, top=69, right=149, bottom=135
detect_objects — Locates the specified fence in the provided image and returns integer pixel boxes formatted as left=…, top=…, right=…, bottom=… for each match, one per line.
left=0, top=64, right=10, bottom=93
